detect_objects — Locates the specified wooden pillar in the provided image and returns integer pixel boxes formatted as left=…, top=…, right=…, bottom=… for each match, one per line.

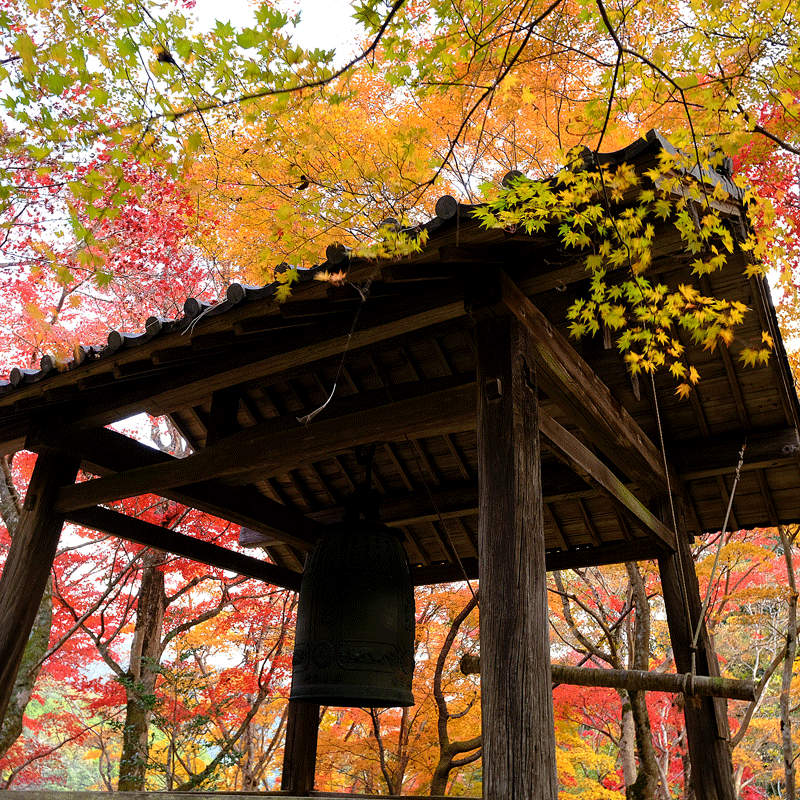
left=659, top=509, right=736, bottom=800
left=476, top=314, right=558, bottom=800
left=281, top=700, right=319, bottom=795
left=0, top=448, right=80, bottom=724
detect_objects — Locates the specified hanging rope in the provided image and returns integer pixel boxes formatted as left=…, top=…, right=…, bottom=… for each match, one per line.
left=649, top=371, right=748, bottom=677
left=690, top=439, right=747, bottom=672
left=648, top=371, right=696, bottom=662
left=297, top=279, right=372, bottom=425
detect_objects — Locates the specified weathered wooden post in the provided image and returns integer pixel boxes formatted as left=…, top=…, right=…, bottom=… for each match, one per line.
left=475, top=312, right=559, bottom=800
left=659, top=504, right=736, bottom=800
left=0, top=448, right=80, bottom=724
left=281, top=701, right=320, bottom=795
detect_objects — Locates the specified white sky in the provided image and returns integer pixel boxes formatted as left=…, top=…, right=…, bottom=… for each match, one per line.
left=191, top=0, right=359, bottom=60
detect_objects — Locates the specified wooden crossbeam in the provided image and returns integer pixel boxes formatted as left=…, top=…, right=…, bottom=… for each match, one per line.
left=53, top=377, right=476, bottom=515
left=64, top=506, right=302, bottom=591
left=409, top=538, right=666, bottom=585
left=671, top=426, right=800, bottom=480
left=299, top=468, right=593, bottom=528
left=51, top=371, right=674, bottom=556
left=539, top=413, right=676, bottom=551
left=29, top=426, right=322, bottom=551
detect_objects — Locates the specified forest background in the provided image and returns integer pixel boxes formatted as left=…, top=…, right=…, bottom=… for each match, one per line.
left=0, top=0, right=799, bottom=794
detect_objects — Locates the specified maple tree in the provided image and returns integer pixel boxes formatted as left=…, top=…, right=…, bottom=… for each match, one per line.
left=0, top=426, right=297, bottom=790
left=0, top=134, right=251, bottom=790
left=1, top=0, right=800, bottom=794
left=542, top=526, right=800, bottom=799
left=3, top=0, right=797, bottom=376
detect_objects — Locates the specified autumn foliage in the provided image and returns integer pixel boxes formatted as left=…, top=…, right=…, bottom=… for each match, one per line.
left=1, top=0, right=800, bottom=793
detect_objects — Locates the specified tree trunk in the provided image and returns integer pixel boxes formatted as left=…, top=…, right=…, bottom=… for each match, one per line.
left=618, top=693, right=638, bottom=786
left=626, top=562, right=661, bottom=800
left=117, top=549, right=166, bottom=791
left=430, top=593, right=481, bottom=796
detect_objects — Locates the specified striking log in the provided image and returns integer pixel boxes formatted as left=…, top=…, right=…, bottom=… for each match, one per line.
left=0, top=449, right=80, bottom=725
left=458, top=656, right=756, bottom=701
left=475, top=314, right=558, bottom=800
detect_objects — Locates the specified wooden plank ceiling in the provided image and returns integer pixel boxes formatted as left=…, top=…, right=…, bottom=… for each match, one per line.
left=1, top=131, right=799, bottom=586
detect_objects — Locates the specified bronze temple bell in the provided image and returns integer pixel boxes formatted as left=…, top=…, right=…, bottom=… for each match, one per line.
left=290, top=514, right=416, bottom=708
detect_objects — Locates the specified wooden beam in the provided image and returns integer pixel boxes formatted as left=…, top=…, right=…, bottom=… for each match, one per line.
left=672, top=426, right=800, bottom=480
left=493, top=270, right=670, bottom=494
left=0, top=449, right=80, bottom=724
left=539, top=412, right=676, bottom=551
left=64, top=506, right=302, bottom=591
left=475, top=314, right=558, bottom=799
left=29, top=425, right=322, bottom=552
left=53, top=377, right=476, bottom=515
left=409, top=539, right=666, bottom=585
left=206, top=387, right=242, bottom=446
left=544, top=538, right=664, bottom=571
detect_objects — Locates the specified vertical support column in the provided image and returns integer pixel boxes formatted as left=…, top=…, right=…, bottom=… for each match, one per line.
left=659, top=507, right=736, bottom=800
left=281, top=700, right=319, bottom=795
left=476, top=314, right=558, bottom=800
left=0, top=448, right=80, bottom=724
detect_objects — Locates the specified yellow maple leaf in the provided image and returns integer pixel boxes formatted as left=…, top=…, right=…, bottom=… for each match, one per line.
left=314, top=269, right=348, bottom=286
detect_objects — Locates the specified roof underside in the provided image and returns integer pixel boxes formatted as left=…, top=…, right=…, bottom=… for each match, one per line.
left=2, top=133, right=799, bottom=583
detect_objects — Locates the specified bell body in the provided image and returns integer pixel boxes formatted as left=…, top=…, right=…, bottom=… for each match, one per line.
left=290, top=521, right=415, bottom=707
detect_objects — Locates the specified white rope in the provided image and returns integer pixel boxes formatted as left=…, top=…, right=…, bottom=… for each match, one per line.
left=297, top=280, right=371, bottom=426
left=181, top=302, right=216, bottom=335
left=691, top=440, right=747, bottom=654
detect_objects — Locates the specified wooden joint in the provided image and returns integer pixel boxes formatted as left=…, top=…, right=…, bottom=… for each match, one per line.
left=463, top=267, right=508, bottom=321
left=522, top=357, right=536, bottom=393
left=484, top=378, right=503, bottom=401
left=206, top=387, right=242, bottom=447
